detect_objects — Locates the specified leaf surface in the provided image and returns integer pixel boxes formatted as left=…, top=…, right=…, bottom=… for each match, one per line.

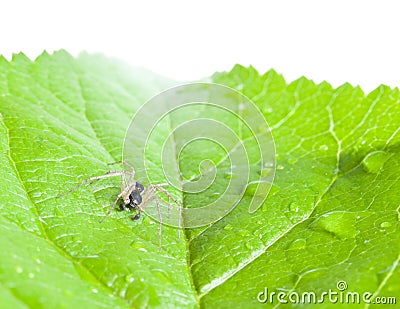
left=0, top=53, right=399, bottom=308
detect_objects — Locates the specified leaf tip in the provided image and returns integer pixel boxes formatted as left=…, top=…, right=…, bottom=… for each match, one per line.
left=11, top=52, right=32, bottom=64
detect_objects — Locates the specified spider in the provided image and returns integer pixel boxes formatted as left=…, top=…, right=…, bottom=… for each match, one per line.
left=58, top=160, right=182, bottom=246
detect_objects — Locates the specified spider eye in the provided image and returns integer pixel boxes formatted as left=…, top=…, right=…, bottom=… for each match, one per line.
left=135, top=181, right=145, bottom=193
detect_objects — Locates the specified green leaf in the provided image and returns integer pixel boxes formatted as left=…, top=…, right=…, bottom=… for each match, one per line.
left=0, top=51, right=195, bottom=308
left=0, top=53, right=399, bottom=309
left=197, top=66, right=400, bottom=307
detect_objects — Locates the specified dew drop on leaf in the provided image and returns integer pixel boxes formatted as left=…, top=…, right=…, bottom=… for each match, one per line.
left=361, top=150, right=391, bottom=174
left=264, top=162, right=274, bottom=168
left=319, top=144, right=329, bottom=151
left=153, top=269, right=172, bottom=284
left=244, top=181, right=274, bottom=197
left=224, top=224, right=234, bottom=231
left=289, top=202, right=300, bottom=213
left=238, top=229, right=250, bottom=237
left=287, top=157, right=298, bottom=164
left=277, top=165, right=285, bottom=170
left=125, top=275, right=135, bottom=283
left=380, top=221, right=392, bottom=228
left=130, top=240, right=148, bottom=252
left=224, top=171, right=233, bottom=179
left=288, top=238, right=307, bottom=250
left=245, top=241, right=253, bottom=250
left=258, top=168, right=273, bottom=177
left=311, top=212, right=359, bottom=239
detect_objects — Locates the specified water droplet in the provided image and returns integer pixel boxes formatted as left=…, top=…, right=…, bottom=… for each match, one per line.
left=245, top=241, right=254, bottom=250
left=259, top=168, right=274, bottom=177
left=362, top=151, right=391, bottom=174
left=264, top=162, right=274, bottom=168
left=28, top=272, right=35, bottom=279
left=244, top=181, right=273, bottom=197
left=311, top=212, right=359, bottom=239
left=125, top=275, right=135, bottom=283
left=152, top=269, right=171, bottom=283
left=333, top=168, right=340, bottom=175
left=92, top=288, right=98, bottom=294
left=239, top=229, right=250, bottom=237
left=277, top=165, right=285, bottom=170
left=253, top=231, right=264, bottom=239
left=15, top=266, right=23, bottom=274
left=319, top=145, right=329, bottom=151
left=289, top=202, right=300, bottom=213
left=35, top=258, right=41, bottom=264
left=224, top=171, right=233, bottom=179
left=287, top=157, right=298, bottom=164
left=238, top=103, right=245, bottom=110
left=140, top=278, right=145, bottom=282
left=288, top=238, right=307, bottom=250
left=130, top=240, right=148, bottom=252
left=72, top=236, right=82, bottom=243
left=224, top=224, right=234, bottom=231
left=380, top=221, right=392, bottom=228
left=361, top=140, right=366, bottom=145
left=269, top=184, right=281, bottom=196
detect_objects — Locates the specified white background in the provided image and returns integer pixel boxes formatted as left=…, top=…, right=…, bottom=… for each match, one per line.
left=1, top=0, right=399, bottom=93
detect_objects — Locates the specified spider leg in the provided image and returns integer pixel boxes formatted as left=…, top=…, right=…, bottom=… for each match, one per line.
left=108, top=160, right=135, bottom=174
left=152, top=184, right=182, bottom=206
left=57, top=171, right=131, bottom=198
left=149, top=184, right=182, bottom=242
left=108, top=160, right=136, bottom=190
left=149, top=195, right=163, bottom=248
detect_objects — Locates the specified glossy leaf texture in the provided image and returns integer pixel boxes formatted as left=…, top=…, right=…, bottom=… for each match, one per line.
left=0, top=51, right=194, bottom=308
left=0, top=52, right=399, bottom=308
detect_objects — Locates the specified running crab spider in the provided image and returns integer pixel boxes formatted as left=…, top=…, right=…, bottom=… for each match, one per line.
left=57, top=160, right=182, bottom=246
